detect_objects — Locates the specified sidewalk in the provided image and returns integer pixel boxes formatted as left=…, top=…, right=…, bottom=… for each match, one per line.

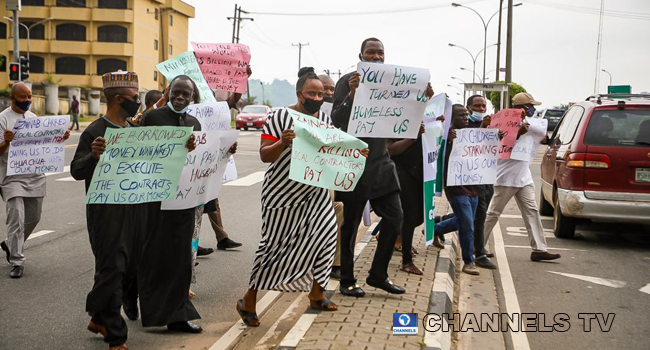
left=292, top=198, right=453, bottom=350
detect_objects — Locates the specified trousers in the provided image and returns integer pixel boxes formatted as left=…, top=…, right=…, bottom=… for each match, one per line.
left=4, top=196, right=43, bottom=267
left=473, top=185, right=494, bottom=258
left=483, top=184, right=548, bottom=252
left=207, top=199, right=229, bottom=241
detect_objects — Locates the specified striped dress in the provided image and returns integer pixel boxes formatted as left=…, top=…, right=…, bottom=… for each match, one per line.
left=248, top=108, right=338, bottom=292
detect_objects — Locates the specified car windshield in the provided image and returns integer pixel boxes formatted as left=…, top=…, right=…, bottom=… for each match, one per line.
left=545, top=110, right=565, bottom=118
left=584, top=109, right=650, bottom=147
left=242, top=106, right=267, bottom=114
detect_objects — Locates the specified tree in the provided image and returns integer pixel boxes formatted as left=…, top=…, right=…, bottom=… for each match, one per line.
left=237, top=95, right=258, bottom=110
left=487, top=81, right=526, bottom=111
left=263, top=99, right=272, bottom=108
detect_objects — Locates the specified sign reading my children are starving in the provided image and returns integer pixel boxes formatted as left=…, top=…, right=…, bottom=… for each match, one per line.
left=191, top=42, right=251, bottom=94
left=489, top=108, right=524, bottom=159
left=86, top=126, right=192, bottom=205
left=7, top=115, right=70, bottom=175
left=288, top=110, right=368, bottom=192
left=447, top=128, right=500, bottom=186
left=350, top=62, right=431, bottom=139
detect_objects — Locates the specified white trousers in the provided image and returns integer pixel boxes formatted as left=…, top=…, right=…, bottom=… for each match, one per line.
left=483, top=183, right=547, bottom=252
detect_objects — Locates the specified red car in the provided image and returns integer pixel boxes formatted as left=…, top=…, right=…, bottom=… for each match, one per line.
left=236, top=105, right=272, bottom=130
left=540, top=94, right=650, bottom=238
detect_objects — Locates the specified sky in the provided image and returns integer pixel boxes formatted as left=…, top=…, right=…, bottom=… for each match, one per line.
left=183, top=0, right=650, bottom=110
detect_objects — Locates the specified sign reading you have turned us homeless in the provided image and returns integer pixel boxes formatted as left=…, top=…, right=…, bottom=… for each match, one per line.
left=191, top=42, right=251, bottom=94
left=86, top=126, right=192, bottom=205
left=7, top=115, right=70, bottom=175
left=350, top=62, right=431, bottom=139
left=288, top=110, right=368, bottom=192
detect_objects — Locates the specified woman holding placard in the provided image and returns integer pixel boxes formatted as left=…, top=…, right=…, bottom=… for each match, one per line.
left=236, top=67, right=343, bottom=327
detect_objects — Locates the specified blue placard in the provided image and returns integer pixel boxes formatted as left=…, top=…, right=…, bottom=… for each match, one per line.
left=393, top=313, right=418, bottom=335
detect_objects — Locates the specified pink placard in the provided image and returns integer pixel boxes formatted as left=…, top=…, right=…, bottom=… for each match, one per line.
left=191, top=42, right=251, bottom=94
left=489, top=108, right=524, bottom=159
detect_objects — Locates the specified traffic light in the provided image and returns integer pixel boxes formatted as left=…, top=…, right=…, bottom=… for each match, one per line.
left=8, top=62, right=19, bottom=81
left=20, top=56, right=29, bottom=81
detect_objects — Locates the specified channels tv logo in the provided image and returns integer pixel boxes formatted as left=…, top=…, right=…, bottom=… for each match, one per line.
left=393, top=313, right=418, bottom=335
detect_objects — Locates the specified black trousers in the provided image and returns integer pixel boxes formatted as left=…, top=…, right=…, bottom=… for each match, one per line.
left=474, top=184, right=494, bottom=258
left=396, top=167, right=423, bottom=265
left=340, top=191, right=403, bottom=287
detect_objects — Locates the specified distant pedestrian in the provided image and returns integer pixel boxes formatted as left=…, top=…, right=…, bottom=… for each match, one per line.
left=70, top=95, right=80, bottom=131
left=482, top=92, right=561, bottom=262
left=0, top=83, right=69, bottom=279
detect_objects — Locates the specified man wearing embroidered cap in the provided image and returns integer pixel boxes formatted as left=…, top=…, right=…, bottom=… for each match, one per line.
left=71, top=70, right=144, bottom=350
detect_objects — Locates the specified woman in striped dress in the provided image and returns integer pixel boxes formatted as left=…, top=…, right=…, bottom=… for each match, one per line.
left=237, top=67, right=351, bottom=327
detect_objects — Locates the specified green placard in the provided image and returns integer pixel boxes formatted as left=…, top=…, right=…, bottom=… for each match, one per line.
left=607, top=85, right=631, bottom=94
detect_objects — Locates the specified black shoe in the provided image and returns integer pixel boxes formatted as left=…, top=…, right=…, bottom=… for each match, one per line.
left=1, top=240, right=9, bottom=264
left=217, top=238, right=243, bottom=250
left=197, top=246, right=214, bottom=257
left=475, top=256, right=497, bottom=269
left=365, top=277, right=405, bottom=294
left=339, top=284, right=365, bottom=297
left=485, top=251, right=495, bottom=258
left=10, top=266, right=23, bottom=278
left=330, top=266, right=341, bottom=280
left=123, top=298, right=139, bottom=321
left=531, top=251, right=561, bottom=262
left=167, top=321, right=203, bottom=333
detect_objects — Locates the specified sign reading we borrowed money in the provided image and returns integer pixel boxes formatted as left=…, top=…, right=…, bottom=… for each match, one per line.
left=422, top=121, right=444, bottom=246
left=447, top=128, right=500, bottom=186
left=191, top=42, right=251, bottom=94
left=162, top=101, right=239, bottom=210
left=489, top=108, right=524, bottom=159
left=86, top=127, right=192, bottom=204
left=7, top=115, right=69, bottom=175
left=350, top=62, right=431, bottom=139
left=288, top=110, right=368, bottom=191
left=156, top=51, right=216, bottom=103
left=511, top=118, right=548, bottom=162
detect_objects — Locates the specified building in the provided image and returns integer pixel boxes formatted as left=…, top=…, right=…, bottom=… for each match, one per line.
left=0, top=0, right=195, bottom=93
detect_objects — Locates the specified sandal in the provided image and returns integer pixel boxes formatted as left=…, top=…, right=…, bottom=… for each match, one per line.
left=236, top=299, right=260, bottom=327
left=400, top=263, right=423, bottom=275
left=309, top=298, right=338, bottom=311
left=189, top=290, right=196, bottom=299
left=412, top=247, right=419, bottom=255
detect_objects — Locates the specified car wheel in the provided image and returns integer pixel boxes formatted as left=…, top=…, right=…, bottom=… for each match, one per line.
left=243, top=127, right=248, bottom=131
left=539, top=187, right=553, bottom=216
left=553, top=193, right=576, bottom=238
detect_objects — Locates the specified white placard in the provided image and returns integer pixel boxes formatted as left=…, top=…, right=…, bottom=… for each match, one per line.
left=446, top=128, right=500, bottom=186
left=186, top=101, right=232, bottom=132
left=510, top=118, right=548, bottom=162
left=7, top=115, right=70, bottom=175
left=349, top=62, right=431, bottom=139
left=222, top=155, right=238, bottom=182
left=320, top=101, right=333, bottom=118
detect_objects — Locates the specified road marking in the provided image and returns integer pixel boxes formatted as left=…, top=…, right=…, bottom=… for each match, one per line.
left=548, top=271, right=627, bottom=288
left=500, top=214, right=553, bottom=221
left=223, top=171, right=265, bottom=187
left=208, top=291, right=281, bottom=350
left=45, top=166, right=70, bottom=177
left=254, top=294, right=307, bottom=350
left=640, top=283, right=650, bottom=295
left=27, top=230, right=54, bottom=241
left=504, top=245, right=586, bottom=252
left=493, top=222, right=531, bottom=350
left=56, top=176, right=78, bottom=182
left=506, top=226, right=554, bottom=238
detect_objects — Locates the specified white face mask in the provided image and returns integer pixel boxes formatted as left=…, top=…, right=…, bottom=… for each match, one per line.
left=167, top=101, right=189, bottom=114
left=469, top=111, right=487, bottom=122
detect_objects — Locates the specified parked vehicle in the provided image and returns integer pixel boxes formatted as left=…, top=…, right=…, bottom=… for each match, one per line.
left=540, top=94, right=650, bottom=238
left=541, top=108, right=566, bottom=131
left=236, top=105, right=272, bottom=130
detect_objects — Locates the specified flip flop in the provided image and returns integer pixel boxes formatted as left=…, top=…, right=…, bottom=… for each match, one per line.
left=400, top=263, right=423, bottom=275
left=236, top=299, right=260, bottom=327
left=309, top=298, right=338, bottom=311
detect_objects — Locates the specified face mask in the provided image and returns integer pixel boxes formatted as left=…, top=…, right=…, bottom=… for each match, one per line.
left=361, top=57, right=383, bottom=64
left=323, top=96, right=334, bottom=103
left=526, top=106, right=536, bottom=117
left=167, top=101, right=189, bottom=114
left=469, top=111, right=487, bottom=122
left=300, top=94, right=324, bottom=114
left=120, top=97, right=141, bottom=118
left=14, top=99, right=31, bottom=112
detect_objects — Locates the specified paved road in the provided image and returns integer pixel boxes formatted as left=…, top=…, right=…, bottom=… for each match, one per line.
left=494, top=150, right=650, bottom=350
left=0, top=129, right=269, bottom=350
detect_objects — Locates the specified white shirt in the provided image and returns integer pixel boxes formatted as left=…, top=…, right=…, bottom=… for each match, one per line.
left=495, top=158, right=533, bottom=188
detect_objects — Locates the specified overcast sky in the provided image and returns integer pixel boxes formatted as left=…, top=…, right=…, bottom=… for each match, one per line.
left=184, top=0, right=650, bottom=109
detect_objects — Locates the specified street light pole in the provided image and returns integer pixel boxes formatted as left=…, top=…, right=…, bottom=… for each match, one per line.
left=260, top=81, right=265, bottom=103
left=505, top=0, right=513, bottom=86
left=4, top=17, right=53, bottom=63
left=451, top=43, right=496, bottom=83
left=460, top=67, right=481, bottom=84
left=601, top=69, right=612, bottom=86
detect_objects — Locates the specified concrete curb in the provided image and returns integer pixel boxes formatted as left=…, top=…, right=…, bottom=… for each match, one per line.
left=423, top=234, right=461, bottom=350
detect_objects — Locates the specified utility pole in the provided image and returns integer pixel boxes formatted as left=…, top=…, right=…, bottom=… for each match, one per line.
left=594, top=0, right=605, bottom=94
left=292, top=42, right=309, bottom=70
left=505, top=0, right=513, bottom=85
left=495, top=0, right=504, bottom=82
left=227, top=4, right=253, bottom=99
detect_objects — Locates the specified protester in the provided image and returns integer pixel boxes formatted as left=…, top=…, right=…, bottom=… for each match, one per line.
left=331, top=37, right=407, bottom=296
left=465, top=95, right=497, bottom=269
left=70, top=71, right=143, bottom=350
left=237, top=67, right=358, bottom=327
left=70, top=94, right=80, bottom=131
left=0, top=83, right=69, bottom=279
left=137, top=75, right=203, bottom=333
left=482, top=92, right=561, bottom=262
left=318, top=74, right=335, bottom=103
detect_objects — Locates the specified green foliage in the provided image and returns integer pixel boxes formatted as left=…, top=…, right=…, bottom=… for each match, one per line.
left=0, top=87, right=10, bottom=98
left=487, top=81, right=526, bottom=111
left=263, top=99, right=272, bottom=107
left=43, top=74, right=62, bottom=85
left=554, top=103, right=570, bottom=110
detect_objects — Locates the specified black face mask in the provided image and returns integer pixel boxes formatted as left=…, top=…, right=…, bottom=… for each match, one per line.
left=323, top=96, right=334, bottom=103
left=120, top=95, right=141, bottom=118
left=301, top=94, right=324, bottom=114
